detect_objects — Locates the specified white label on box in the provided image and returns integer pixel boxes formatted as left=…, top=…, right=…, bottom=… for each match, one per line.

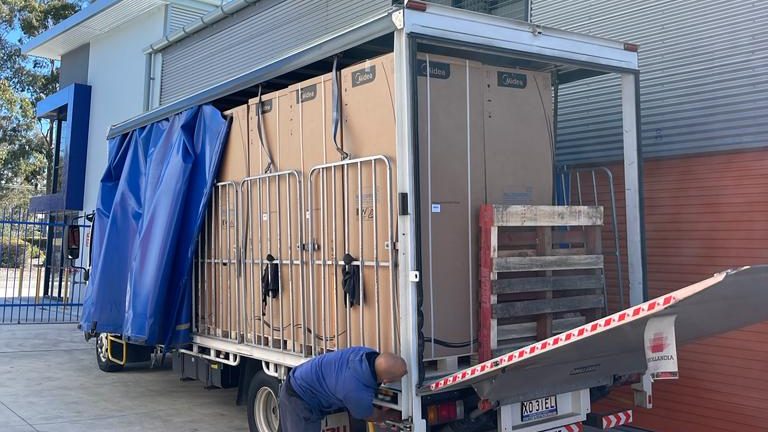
left=431, top=203, right=441, bottom=213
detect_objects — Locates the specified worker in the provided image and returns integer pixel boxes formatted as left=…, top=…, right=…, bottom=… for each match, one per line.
left=278, top=347, right=408, bottom=431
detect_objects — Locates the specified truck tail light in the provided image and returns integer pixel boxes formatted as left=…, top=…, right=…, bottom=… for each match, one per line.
left=426, top=400, right=464, bottom=425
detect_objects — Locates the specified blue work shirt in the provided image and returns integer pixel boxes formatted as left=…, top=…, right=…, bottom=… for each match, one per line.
left=289, top=347, right=379, bottom=420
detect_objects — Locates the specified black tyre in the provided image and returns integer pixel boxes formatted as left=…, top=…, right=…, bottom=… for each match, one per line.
left=96, top=333, right=124, bottom=373
left=247, top=371, right=281, bottom=432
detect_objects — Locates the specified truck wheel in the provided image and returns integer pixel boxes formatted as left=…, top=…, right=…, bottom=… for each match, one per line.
left=96, top=333, right=124, bottom=373
left=247, top=371, right=281, bottom=432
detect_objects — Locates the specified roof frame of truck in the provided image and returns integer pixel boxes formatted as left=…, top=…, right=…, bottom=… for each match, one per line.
left=108, top=2, right=644, bottom=426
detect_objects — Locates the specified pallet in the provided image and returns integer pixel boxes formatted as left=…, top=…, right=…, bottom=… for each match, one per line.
left=423, top=354, right=475, bottom=377
left=479, top=205, right=606, bottom=362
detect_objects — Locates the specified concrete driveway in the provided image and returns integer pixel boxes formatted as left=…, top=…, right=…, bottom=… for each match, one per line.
left=0, top=324, right=248, bottom=432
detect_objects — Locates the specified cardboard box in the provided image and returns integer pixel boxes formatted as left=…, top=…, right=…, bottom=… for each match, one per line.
left=340, top=55, right=399, bottom=353
left=219, top=105, right=250, bottom=182
left=483, top=67, right=554, bottom=205
left=243, top=91, right=282, bottom=343
left=207, top=105, right=249, bottom=338
left=244, top=88, right=307, bottom=350
left=286, top=74, right=343, bottom=352
left=416, top=54, right=487, bottom=359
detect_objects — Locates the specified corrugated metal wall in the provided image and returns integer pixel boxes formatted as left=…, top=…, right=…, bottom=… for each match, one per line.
left=158, top=0, right=391, bottom=106
left=531, top=0, right=768, bottom=164
left=587, top=150, right=768, bottom=432
left=166, top=3, right=211, bottom=35
left=426, top=0, right=528, bottom=19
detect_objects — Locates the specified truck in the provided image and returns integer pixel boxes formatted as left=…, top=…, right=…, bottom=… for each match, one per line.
left=77, top=2, right=768, bottom=432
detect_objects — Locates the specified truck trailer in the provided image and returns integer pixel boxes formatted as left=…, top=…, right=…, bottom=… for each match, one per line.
left=79, top=3, right=768, bottom=432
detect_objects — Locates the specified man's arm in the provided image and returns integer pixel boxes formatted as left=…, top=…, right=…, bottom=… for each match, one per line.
left=344, top=390, right=375, bottom=420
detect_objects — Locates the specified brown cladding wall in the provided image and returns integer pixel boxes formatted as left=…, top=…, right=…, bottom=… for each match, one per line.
left=589, top=149, right=768, bottom=432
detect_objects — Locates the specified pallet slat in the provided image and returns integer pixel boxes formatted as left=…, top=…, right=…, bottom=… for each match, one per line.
left=497, top=229, right=588, bottom=248
left=493, top=275, right=605, bottom=294
left=493, top=205, right=603, bottom=227
left=493, top=340, right=533, bottom=356
left=535, top=226, right=554, bottom=339
left=492, top=295, right=605, bottom=318
left=493, top=255, right=604, bottom=272
left=495, top=316, right=587, bottom=340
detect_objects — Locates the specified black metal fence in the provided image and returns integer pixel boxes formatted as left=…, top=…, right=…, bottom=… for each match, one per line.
left=0, top=209, right=91, bottom=324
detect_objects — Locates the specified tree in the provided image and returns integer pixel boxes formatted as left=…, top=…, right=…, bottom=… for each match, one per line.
left=0, top=1, right=82, bottom=209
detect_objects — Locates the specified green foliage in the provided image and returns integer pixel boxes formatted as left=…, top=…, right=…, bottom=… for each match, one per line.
left=0, top=235, right=44, bottom=268
left=0, top=1, right=82, bottom=209
left=0, top=236, right=28, bottom=267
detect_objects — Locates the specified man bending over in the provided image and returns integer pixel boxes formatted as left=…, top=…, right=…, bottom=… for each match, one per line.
left=279, top=347, right=408, bottom=431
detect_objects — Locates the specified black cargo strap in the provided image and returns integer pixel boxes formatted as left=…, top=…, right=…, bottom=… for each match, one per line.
left=256, top=86, right=275, bottom=173
left=261, top=254, right=280, bottom=314
left=331, top=56, right=349, bottom=160
left=341, top=253, right=361, bottom=306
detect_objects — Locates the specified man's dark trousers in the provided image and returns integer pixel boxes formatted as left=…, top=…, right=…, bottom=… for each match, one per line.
left=279, top=379, right=321, bottom=432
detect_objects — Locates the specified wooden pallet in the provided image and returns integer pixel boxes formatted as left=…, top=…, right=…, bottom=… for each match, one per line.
left=478, top=205, right=606, bottom=361
left=423, top=354, right=476, bottom=377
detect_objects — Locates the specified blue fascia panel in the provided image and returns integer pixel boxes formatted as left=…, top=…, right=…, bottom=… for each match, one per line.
left=30, top=83, right=92, bottom=212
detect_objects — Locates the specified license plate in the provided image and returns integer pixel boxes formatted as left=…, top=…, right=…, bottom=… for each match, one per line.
left=322, top=412, right=351, bottom=432
left=521, top=396, right=558, bottom=422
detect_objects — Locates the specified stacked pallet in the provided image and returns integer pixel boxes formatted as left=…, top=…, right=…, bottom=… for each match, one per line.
left=478, top=205, right=606, bottom=361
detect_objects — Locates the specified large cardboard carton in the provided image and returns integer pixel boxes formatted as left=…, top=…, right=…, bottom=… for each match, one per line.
left=416, top=54, right=486, bottom=359
left=208, top=105, right=249, bottom=338
left=483, top=67, right=554, bottom=205
left=339, top=55, right=399, bottom=353
left=287, top=74, right=344, bottom=352
left=239, top=90, right=276, bottom=347
left=219, top=104, right=251, bottom=182
left=243, top=88, right=307, bottom=351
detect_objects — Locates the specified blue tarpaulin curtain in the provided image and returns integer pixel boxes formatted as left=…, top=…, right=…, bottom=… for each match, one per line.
left=81, top=105, right=230, bottom=347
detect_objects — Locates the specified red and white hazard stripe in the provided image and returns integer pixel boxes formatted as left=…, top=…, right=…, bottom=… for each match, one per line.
left=429, top=293, right=678, bottom=391
left=602, top=410, right=633, bottom=429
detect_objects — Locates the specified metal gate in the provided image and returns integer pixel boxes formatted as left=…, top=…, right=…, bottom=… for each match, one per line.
left=0, top=209, right=91, bottom=324
left=193, top=156, right=399, bottom=356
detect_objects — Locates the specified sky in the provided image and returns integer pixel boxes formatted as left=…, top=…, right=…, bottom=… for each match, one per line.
left=7, top=28, right=22, bottom=43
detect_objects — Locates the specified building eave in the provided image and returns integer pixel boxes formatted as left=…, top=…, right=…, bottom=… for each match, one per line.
left=22, top=0, right=218, bottom=60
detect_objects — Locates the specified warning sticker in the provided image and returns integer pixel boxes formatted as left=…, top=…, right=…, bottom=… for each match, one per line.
left=355, top=189, right=378, bottom=222
left=644, top=315, right=679, bottom=380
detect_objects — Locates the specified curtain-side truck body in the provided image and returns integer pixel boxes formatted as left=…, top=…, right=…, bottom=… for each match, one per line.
left=90, top=4, right=768, bottom=432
